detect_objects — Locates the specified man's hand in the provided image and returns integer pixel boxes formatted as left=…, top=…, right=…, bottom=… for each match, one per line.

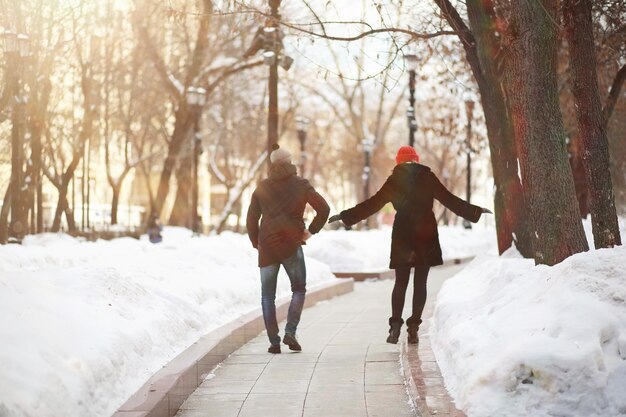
left=328, top=214, right=342, bottom=223
left=481, top=207, right=493, bottom=214
left=302, top=230, right=312, bottom=242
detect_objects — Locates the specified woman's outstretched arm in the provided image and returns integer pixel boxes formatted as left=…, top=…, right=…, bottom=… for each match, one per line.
left=430, top=172, right=483, bottom=223
left=336, top=178, right=393, bottom=227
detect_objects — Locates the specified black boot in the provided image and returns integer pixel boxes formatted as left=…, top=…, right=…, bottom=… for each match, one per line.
left=407, top=326, right=419, bottom=344
left=386, top=319, right=403, bottom=344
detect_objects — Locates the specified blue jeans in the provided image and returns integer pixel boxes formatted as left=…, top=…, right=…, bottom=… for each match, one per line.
left=260, top=247, right=307, bottom=346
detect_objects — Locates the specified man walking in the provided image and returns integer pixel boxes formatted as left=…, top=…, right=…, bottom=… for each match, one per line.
left=246, top=144, right=330, bottom=354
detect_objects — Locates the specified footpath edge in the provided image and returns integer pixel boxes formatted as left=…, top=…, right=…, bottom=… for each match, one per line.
left=112, top=278, right=354, bottom=417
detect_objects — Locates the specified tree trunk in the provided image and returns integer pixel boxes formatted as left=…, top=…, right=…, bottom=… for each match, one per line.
left=51, top=182, right=71, bottom=232
left=437, top=0, right=533, bottom=257
left=0, top=182, right=12, bottom=244
left=51, top=154, right=83, bottom=233
left=569, top=134, right=590, bottom=218
left=151, top=110, right=194, bottom=221
left=169, top=151, right=193, bottom=227
left=64, top=203, right=77, bottom=232
left=29, top=78, right=51, bottom=234
left=466, top=0, right=533, bottom=257
left=501, top=0, right=588, bottom=265
left=563, top=0, right=622, bottom=248
left=139, top=161, right=156, bottom=214
left=111, top=184, right=121, bottom=226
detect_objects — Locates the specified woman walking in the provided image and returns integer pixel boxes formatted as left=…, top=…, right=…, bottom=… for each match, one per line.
left=328, top=146, right=490, bottom=344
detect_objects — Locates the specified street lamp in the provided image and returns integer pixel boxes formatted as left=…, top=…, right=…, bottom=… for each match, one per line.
left=463, top=99, right=475, bottom=230
left=2, top=30, right=18, bottom=53
left=295, top=117, right=309, bottom=175
left=17, top=34, right=30, bottom=58
left=187, top=87, right=206, bottom=234
left=3, top=30, right=30, bottom=243
left=404, top=52, right=419, bottom=147
left=362, top=136, right=375, bottom=229
left=362, top=136, right=375, bottom=200
left=243, top=1, right=294, bottom=172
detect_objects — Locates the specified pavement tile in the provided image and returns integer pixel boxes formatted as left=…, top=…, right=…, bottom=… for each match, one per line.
left=238, top=393, right=305, bottom=417
left=195, top=378, right=256, bottom=394
left=365, top=383, right=406, bottom=393
left=303, top=407, right=367, bottom=417
left=304, top=390, right=365, bottom=408
left=176, top=409, right=239, bottom=417
left=365, top=361, right=405, bottom=385
left=212, top=363, right=266, bottom=380
left=366, top=389, right=410, bottom=407
left=306, top=380, right=364, bottom=393
left=268, top=352, right=320, bottom=363
left=179, top=394, right=244, bottom=410
left=222, top=354, right=271, bottom=364
left=366, top=351, right=400, bottom=362
left=368, top=406, right=416, bottom=417
left=251, top=376, right=312, bottom=394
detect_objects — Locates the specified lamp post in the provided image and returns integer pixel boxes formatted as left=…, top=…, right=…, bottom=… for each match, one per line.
left=362, top=136, right=375, bottom=229
left=463, top=99, right=475, bottom=230
left=3, top=30, right=30, bottom=242
left=362, top=136, right=375, bottom=200
left=243, top=1, right=293, bottom=173
left=296, top=117, right=309, bottom=176
left=187, top=87, right=207, bottom=235
left=404, top=53, right=418, bottom=147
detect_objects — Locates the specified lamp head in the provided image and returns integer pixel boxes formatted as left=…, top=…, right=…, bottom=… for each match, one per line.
left=295, top=117, right=309, bottom=132
left=404, top=53, right=418, bottom=72
left=280, top=55, right=293, bottom=71
left=3, top=30, right=18, bottom=53
left=263, top=50, right=276, bottom=65
left=17, top=34, right=30, bottom=58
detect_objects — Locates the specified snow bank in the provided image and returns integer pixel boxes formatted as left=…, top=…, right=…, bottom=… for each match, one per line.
left=431, top=246, right=626, bottom=417
left=305, top=225, right=497, bottom=272
left=0, top=228, right=336, bottom=417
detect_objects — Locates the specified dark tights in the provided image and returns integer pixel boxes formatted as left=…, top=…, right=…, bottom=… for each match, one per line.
left=390, top=266, right=430, bottom=328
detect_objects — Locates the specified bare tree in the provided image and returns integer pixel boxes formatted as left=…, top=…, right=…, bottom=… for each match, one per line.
left=132, top=0, right=262, bottom=225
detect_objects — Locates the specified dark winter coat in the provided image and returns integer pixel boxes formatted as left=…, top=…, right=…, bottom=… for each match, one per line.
left=340, top=163, right=482, bottom=268
left=246, top=162, right=330, bottom=267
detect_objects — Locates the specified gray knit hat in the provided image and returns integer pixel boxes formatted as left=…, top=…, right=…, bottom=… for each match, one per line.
left=270, top=143, right=291, bottom=164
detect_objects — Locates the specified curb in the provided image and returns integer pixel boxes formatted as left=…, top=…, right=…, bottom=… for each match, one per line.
left=332, top=257, right=473, bottom=282
left=399, top=258, right=473, bottom=417
left=400, top=340, right=466, bottom=417
left=112, top=278, right=354, bottom=417
left=333, top=270, right=395, bottom=281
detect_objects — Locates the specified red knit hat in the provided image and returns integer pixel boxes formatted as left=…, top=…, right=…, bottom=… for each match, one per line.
left=395, top=146, right=420, bottom=164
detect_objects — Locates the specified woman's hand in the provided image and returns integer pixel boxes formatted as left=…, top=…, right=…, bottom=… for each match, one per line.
left=302, top=229, right=312, bottom=242
left=328, top=214, right=342, bottom=223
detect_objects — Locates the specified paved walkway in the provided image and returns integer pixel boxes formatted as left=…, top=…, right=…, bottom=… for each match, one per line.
left=175, top=264, right=465, bottom=417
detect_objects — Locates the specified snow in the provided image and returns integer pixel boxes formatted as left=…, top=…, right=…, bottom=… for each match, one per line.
left=4, top=216, right=624, bottom=417
left=305, top=224, right=497, bottom=272
left=0, top=228, right=336, bottom=417
left=431, top=221, right=626, bottom=417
